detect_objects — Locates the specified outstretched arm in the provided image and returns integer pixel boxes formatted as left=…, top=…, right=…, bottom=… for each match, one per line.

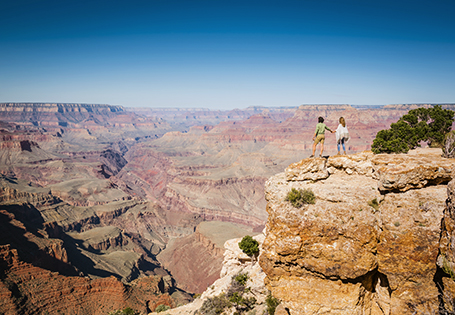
left=325, top=125, right=334, bottom=133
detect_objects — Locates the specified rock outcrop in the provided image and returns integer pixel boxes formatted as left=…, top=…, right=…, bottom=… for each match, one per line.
left=0, top=244, right=180, bottom=315
left=157, top=221, right=257, bottom=293
left=438, top=179, right=455, bottom=312
left=149, top=233, right=268, bottom=315
left=260, top=148, right=455, bottom=314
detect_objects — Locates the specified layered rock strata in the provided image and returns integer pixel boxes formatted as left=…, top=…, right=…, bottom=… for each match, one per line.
left=260, top=148, right=455, bottom=314
left=157, top=221, right=256, bottom=293
left=0, top=245, right=178, bottom=315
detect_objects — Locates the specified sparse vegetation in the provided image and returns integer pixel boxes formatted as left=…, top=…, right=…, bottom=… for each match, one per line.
left=394, top=222, right=401, bottom=227
left=372, top=105, right=454, bottom=154
left=228, top=272, right=248, bottom=297
left=442, top=256, right=455, bottom=280
left=199, top=272, right=257, bottom=315
left=108, top=307, right=141, bottom=315
left=199, top=293, right=232, bottom=315
left=239, top=236, right=259, bottom=260
left=443, top=130, right=455, bottom=158
left=234, top=272, right=249, bottom=286
left=265, top=293, right=280, bottom=315
left=286, top=188, right=316, bottom=208
left=155, top=304, right=171, bottom=312
left=228, top=272, right=256, bottom=314
left=368, top=198, right=379, bottom=212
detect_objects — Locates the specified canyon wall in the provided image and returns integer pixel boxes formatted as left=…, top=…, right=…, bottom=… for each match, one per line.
left=0, top=244, right=180, bottom=315
left=156, top=221, right=257, bottom=293
left=260, top=148, right=455, bottom=314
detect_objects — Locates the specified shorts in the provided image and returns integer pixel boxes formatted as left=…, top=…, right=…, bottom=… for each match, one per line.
left=314, top=134, right=325, bottom=145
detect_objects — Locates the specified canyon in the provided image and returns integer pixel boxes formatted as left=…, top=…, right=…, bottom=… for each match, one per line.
left=1, top=102, right=454, bottom=314
left=159, top=148, right=455, bottom=315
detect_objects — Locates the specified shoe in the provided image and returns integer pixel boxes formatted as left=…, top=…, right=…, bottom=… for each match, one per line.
left=336, top=152, right=341, bottom=155
left=309, top=155, right=314, bottom=158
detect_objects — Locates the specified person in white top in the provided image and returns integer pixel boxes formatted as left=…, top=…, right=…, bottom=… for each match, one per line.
left=335, top=117, right=350, bottom=155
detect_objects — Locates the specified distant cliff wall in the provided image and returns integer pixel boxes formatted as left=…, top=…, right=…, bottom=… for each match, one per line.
left=0, top=103, right=124, bottom=113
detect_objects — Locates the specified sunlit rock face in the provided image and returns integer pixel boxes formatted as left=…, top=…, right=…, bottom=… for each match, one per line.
left=260, top=148, right=454, bottom=315
left=439, top=179, right=455, bottom=311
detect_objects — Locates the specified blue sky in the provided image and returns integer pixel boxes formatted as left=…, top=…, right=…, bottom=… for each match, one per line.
left=1, top=0, right=454, bottom=109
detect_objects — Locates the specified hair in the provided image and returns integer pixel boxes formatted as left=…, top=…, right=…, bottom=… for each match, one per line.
left=318, top=116, right=324, bottom=123
left=339, top=117, right=346, bottom=127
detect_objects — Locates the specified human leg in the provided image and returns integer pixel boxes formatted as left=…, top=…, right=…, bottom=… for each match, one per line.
left=312, top=135, right=324, bottom=157
left=341, top=138, right=346, bottom=154
left=318, top=135, right=325, bottom=156
left=311, top=141, right=317, bottom=157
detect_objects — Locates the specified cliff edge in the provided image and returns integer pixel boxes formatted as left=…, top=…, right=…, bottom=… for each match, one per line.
left=260, top=148, right=455, bottom=314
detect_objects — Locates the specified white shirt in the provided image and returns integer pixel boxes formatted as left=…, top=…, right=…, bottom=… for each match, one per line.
left=335, top=123, right=349, bottom=143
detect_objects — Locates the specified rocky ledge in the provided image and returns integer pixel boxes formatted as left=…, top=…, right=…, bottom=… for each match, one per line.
left=260, top=148, right=455, bottom=314
left=149, top=233, right=268, bottom=315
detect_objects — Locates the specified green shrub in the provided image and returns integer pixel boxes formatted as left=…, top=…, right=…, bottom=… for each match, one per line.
left=199, top=293, right=231, bottom=315
left=372, top=105, right=454, bottom=154
left=228, top=272, right=249, bottom=298
left=368, top=198, right=379, bottom=212
left=265, top=293, right=280, bottom=315
left=108, top=307, right=141, bottom=315
left=155, top=304, right=171, bottom=312
left=286, top=188, right=316, bottom=208
left=234, top=272, right=248, bottom=286
left=442, top=256, right=455, bottom=280
left=239, top=236, right=259, bottom=258
left=228, top=292, right=256, bottom=313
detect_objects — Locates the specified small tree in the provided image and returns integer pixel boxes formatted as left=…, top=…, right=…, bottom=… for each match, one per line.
left=372, top=105, right=454, bottom=154
left=239, top=235, right=259, bottom=262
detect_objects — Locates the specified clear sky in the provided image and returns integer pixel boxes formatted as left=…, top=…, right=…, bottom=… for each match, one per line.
left=1, top=0, right=454, bottom=109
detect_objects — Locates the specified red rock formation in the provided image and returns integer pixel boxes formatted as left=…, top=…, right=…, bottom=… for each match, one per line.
left=0, top=245, right=178, bottom=315
left=157, top=221, right=256, bottom=294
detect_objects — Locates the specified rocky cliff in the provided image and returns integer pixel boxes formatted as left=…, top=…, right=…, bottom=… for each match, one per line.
left=157, top=221, right=258, bottom=293
left=0, top=175, right=192, bottom=314
left=259, top=148, right=455, bottom=314
left=149, top=233, right=269, bottom=315
left=0, top=103, right=171, bottom=143
left=0, top=244, right=183, bottom=315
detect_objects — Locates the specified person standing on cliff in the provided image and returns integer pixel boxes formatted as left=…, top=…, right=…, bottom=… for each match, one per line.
left=310, top=116, right=334, bottom=158
left=336, top=117, right=350, bottom=155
